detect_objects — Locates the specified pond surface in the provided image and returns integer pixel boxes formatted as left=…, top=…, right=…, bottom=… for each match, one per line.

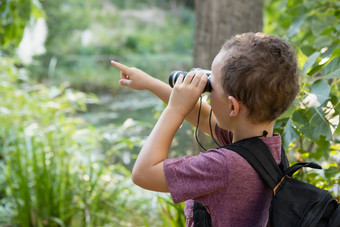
left=82, top=90, right=161, bottom=126
left=79, top=90, right=195, bottom=170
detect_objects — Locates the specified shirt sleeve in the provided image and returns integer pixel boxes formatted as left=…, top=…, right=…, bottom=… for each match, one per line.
left=215, top=123, right=233, bottom=146
left=164, top=149, right=229, bottom=204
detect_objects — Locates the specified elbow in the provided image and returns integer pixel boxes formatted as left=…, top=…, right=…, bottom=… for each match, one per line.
left=131, top=164, right=169, bottom=192
left=131, top=166, right=153, bottom=190
left=131, top=166, right=144, bottom=187
left=131, top=171, right=139, bottom=186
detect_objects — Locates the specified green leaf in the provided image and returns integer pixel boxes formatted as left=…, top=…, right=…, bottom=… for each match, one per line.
left=314, top=135, right=331, bottom=160
left=336, top=23, right=340, bottom=32
left=297, top=48, right=309, bottom=69
left=324, top=69, right=340, bottom=79
left=311, top=18, right=327, bottom=36
left=322, top=57, right=340, bottom=79
left=324, top=167, right=340, bottom=179
left=287, top=15, right=305, bottom=37
left=313, top=35, right=332, bottom=49
left=335, top=102, right=340, bottom=115
left=283, top=117, right=299, bottom=148
left=292, top=107, right=332, bottom=141
left=300, top=45, right=317, bottom=56
left=302, top=52, right=320, bottom=75
left=335, top=122, right=340, bottom=134
left=309, top=79, right=330, bottom=106
left=280, top=101, right=298, bottom=119
left=330, top=48, right=340, bottom=59
left=49, top=217, right=66, bottom=227
left=308, top=149, right=324, bottom=161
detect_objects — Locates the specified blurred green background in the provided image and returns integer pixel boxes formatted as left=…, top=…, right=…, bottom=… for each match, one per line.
left=0, top=0, right=339, bottom=226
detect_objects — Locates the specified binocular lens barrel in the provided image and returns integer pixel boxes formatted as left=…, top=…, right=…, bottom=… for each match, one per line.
left=169, top=70, right=212, bottom=92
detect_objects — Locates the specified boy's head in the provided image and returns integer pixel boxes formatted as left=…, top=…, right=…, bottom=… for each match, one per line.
left=219, top=32, right=300, bottom=123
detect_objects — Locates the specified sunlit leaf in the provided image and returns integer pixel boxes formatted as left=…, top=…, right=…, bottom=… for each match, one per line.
left=330, top=48, right=340, bottom=59
left=297, top=48, right=308, bottom=69
left=302, top=52, right=320, bottom=75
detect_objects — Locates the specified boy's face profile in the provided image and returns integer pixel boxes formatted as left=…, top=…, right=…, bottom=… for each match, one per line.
left=210, top=49, right=235, bottom=130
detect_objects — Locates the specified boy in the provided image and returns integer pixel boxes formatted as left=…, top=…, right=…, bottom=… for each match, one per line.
left=111, top=32, right=299, bottom=226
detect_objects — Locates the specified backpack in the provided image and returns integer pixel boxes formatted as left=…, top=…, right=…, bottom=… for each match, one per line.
left=193, top=137, right=340, bottom=227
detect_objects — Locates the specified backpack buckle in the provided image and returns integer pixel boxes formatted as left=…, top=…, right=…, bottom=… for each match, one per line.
left=273, top=175, right=290, bottom=196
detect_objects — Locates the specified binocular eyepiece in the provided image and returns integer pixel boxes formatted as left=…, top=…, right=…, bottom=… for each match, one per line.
left=169, top=68, right=212, bottom=93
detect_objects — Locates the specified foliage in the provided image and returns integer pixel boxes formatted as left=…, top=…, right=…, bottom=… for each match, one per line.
left=157, top=194, right=186, bottom=227
left=265, top=0, right=340, bottom=199
left=0, top=0, right=43, bottom=49
left=0, top=57, right=163, bottom=226
left=29, top=0, right=195, bottom=93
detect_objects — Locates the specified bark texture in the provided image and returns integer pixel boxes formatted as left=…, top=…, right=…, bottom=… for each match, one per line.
left=194, top=0, right=263, bottom=68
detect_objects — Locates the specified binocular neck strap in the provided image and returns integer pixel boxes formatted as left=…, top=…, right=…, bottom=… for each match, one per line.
left=195, top=96, right=221, bottom=152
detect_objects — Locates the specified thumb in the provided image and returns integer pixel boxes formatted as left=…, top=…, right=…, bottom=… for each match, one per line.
left=119, top=79, right=132, bottom=86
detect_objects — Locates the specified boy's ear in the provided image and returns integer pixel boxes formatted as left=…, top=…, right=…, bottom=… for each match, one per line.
left=228, top=96, right=240, bottom=117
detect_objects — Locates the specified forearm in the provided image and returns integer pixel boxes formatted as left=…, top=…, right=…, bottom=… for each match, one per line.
left=132, top=107, right=183, bottom=192
left=146, top=78, right=171, bottom=104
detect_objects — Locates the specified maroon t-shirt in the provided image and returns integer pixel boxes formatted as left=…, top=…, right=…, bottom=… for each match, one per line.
left=163, top=125, right=282, bottom=227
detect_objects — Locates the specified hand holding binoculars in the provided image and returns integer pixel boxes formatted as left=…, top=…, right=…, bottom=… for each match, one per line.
left=169, top=68, right=212, bottom=93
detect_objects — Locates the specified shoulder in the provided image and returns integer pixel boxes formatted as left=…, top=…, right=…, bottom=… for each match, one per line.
left=164, top=148, right=230, bottom=174
left=163, top=149, right=231, bottom=204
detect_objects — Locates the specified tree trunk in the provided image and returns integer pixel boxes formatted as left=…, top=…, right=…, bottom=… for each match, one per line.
left=192, top=0, right=263, bottom=152
left=194, top=0, right=263, bottom=68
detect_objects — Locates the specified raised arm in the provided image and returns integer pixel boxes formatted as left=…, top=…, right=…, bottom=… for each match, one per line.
left=111, top=60, right=217, bottom=137
left=131, top=72, right=208, bottom=192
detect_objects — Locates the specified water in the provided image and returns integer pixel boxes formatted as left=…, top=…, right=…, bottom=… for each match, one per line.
left=82, top=90, right=162, bottom=126
left=80, top=90, right=195, bottom=170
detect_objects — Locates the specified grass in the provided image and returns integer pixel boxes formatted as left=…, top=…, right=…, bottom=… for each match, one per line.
left=0, top=57, right=171, bottom=226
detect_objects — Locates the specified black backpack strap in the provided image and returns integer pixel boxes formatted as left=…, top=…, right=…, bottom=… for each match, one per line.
left=224, top=137, right=284, bottom=189
left=193, top=201, right=212, bottom=227
left=280, top=145, right=289, bottom=171
left=284, top=162, right=321, bottom=176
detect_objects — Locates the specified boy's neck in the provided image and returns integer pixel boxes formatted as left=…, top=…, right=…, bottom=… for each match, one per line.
left=231, top=120, right=275, bottom=143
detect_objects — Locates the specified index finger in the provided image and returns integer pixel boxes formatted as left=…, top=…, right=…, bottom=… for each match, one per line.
left=111, top=60, right=130, bottom=72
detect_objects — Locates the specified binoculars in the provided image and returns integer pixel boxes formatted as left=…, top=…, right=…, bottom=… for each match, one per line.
left=169, top=68, right=212, bottom=93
